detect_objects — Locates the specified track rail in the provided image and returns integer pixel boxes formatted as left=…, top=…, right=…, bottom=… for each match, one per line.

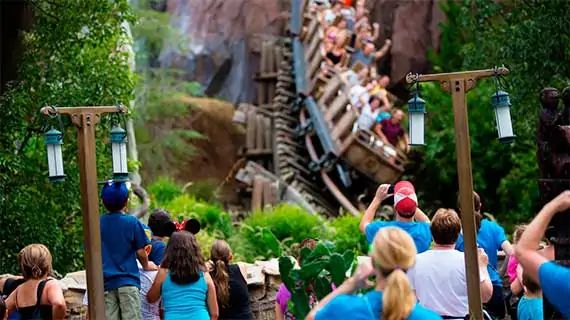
left=230, top=0, right=405, bottom=216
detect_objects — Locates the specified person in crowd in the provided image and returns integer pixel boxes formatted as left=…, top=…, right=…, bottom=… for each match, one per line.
left=509, top=224, right=527, bottom=296
left=1, top=296, right=6, bottom=320
left=408, top=208, right=493, bottom=318
left=147, top=231, right=218, bottom=320
left=350, top=39, right=391, bottom=67
left=515, top=190, right=570, bottom=318
left=147, top=208, right=175, bottom=265
left=323, top=32, right=348, bottom=70
left=99, top=181, right=158, bottom=320
left=370, top=75, right=391, bottom=107
left=349, top=77, right=371, bottom=109
left=306, top=227, right=441, bottom=320
left=353, top=96, right=382, bottom=131
left=359, top=181, right=431, bottom=253
left=209, top=240, right=252, bottom=320
left=4, top=244, right=67, bottom=320
left=343, top=63, right=369, bottom=88
left=374, top=108, right=410, bottom=153
left=455, top=191, right=513, bottom=319
left=319, top=0, right=342, bottom=26
left=1, top=275, right=24, bottom=320
left=516, top=269, right=543, bottom=320
left=84, top=224, right=161, bottom=320
left=276, top=239, right=326, bottom=320
left=375, top=101, right=392, bottom=123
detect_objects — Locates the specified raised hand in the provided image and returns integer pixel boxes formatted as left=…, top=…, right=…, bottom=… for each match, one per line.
left=352, top=260, right=375, bottom=290
left=374, top=184, right=393, bottom=201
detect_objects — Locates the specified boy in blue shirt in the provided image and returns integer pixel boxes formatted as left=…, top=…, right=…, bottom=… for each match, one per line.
left=517, top=269, right=543, bottom=320
left=100, top=181, right=157, bottom=320
left=359, top=181, right=432, bottom=253
left=516, top=190, right=570, bottom=319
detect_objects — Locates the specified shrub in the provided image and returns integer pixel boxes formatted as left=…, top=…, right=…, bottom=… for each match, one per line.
left=232, top=204, right=330, bottom=262
left=182, top=179, right=219, bottom=203
left=327, top=214, right=368, bottom=256
left=147, top=177, right=183, bottom=207
left=162, top=194, right=233, bottom=239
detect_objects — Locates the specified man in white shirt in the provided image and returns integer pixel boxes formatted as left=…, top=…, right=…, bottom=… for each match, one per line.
left=408, top=208, right=493, bottom=319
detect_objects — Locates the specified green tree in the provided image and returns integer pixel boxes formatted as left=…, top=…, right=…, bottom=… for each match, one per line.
left=130, top=1, right=205, bottom=180
left=407, top=0, right=559, bottom=230
left=0, top=0, right=134, bottom=274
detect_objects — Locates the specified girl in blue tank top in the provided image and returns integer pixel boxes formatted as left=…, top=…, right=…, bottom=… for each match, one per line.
left=147, top=231, right=219, bottom=320
left=307, top=227, right=442, bottom=320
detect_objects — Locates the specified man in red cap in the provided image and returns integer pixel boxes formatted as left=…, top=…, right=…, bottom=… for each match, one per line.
left=359, top=181, right=432, bottom=253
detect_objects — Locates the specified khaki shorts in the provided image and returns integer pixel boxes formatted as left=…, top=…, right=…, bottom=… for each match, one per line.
left=104, top=286, right=142, bottom=320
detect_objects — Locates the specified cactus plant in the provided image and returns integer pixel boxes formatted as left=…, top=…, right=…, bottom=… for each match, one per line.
left=278, top=241, right=355, bottom=319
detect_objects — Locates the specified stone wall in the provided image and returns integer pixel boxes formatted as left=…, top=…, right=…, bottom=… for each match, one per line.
left=53, top=259, right=282, bottom=320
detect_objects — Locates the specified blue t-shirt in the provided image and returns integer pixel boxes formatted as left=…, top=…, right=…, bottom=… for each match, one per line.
left=455, top=219, right=508, bottom=285
left=100, top=212, right=150, bottom=291
left=539, top=261, right=570, bottom=318
left=351, top=49, right=375, bottom=67
left=517, top=296, right=543, bottom=320
left=149, top=238, right=166, bottom=265
left=365, top=221, right=432, bottom=253
left=376, top=112, right=391, bottom=123
left=162, top=271, right=209, bottom=320
left=315, top=290, right=442, bottom=320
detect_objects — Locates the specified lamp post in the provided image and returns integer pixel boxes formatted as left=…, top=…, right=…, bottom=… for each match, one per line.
left=40, top=105, right=128, bottom=320
left=406, top=66, right=512, bottom=320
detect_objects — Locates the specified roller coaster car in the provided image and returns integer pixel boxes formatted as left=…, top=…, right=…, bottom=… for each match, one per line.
left=294, top=5, right=407, bottom=195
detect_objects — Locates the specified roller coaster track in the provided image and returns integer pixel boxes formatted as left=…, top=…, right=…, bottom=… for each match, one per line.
left=230, top=0, right=407, bottom=216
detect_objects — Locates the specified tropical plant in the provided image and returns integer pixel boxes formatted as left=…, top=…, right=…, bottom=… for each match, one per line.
left=278, top=241, right=355, bottom=319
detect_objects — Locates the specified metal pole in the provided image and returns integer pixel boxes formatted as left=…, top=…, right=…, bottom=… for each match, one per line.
left=450, top=79, right=483, bottom=319
left=72, top=112, right=106, bottom=320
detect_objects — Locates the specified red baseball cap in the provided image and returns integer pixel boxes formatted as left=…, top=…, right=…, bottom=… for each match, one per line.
left=393, top=181, right=418, bottom=217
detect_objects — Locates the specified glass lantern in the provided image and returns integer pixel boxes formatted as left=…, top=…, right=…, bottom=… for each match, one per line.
left=110, top=125, right=129, bottom=181
left=491, top=90, right=516, bottom=144
left=44, top=128, right=66, bottom=182
left=407, top=93, right=426, bottom=146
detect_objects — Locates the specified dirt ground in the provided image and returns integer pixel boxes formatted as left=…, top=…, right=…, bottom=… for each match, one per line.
left=140, top=96, right=245, bottom=197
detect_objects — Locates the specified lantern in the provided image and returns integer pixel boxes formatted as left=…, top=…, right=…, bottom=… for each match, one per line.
left=407, top=93, right=426, bottom=146
left=491, top=90, right=516, bottom=144
left=45, top=128, right=66, bottom=182
left=110, top=125, right=129, bottom=181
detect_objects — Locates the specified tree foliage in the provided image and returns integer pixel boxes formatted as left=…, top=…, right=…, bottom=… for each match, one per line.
left=0, top=0, right=134, bottom=274
left=131, top=1, right=205, bottom=180
left=410, top=0, right=570, bottom=230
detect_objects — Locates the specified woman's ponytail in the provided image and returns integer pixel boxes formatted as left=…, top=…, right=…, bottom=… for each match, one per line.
left=381, top=269, right=415, bottom=320
left=212, top=259, right=230, bottom=307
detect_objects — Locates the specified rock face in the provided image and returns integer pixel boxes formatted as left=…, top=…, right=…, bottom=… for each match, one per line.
left=368, top=0, right=445, bottom=84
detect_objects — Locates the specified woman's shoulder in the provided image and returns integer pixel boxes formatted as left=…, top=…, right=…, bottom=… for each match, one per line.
left=317, top=292, right=381, bottom=320
left=409, top=304, right=443, bottom=319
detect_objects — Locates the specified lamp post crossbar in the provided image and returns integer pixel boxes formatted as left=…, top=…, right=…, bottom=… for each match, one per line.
left=406, top=67, right=510, bottom=320
left=40, top=105, right=127, bottom=320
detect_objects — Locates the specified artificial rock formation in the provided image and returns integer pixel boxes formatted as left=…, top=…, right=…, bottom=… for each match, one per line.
left=369, top=0, right=445, bottom=85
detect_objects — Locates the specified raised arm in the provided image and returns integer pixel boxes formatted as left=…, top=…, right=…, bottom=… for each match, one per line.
left=413, top=207, right=430, bottom=223
left=359, top=184, right=391, bottom=234
left=374, top=39, right=392, bottom=60
left=516, top=191, right=570, bottom=281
